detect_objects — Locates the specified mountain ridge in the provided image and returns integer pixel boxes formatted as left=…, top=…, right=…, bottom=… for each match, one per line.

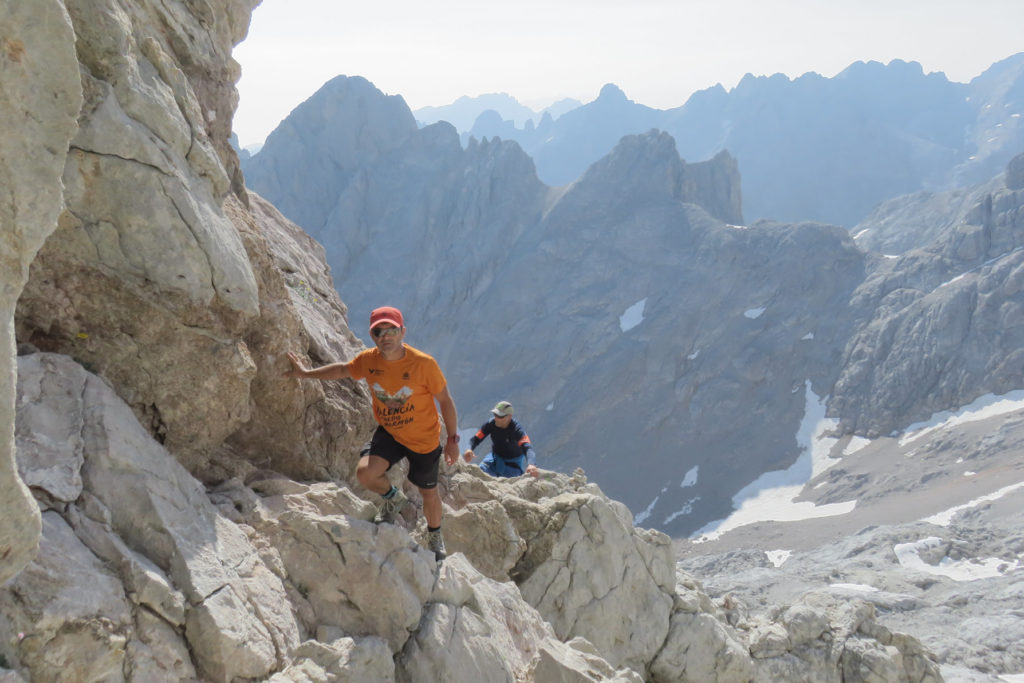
left=459, top=54, right=1023, bottom=227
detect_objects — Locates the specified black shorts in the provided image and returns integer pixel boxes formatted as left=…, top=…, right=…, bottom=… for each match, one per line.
left=360, top=425, right=442, bottom=489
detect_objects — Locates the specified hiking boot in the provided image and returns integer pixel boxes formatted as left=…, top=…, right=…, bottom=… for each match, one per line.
left=374, top=488, right=408, bottom=525
left=427, top=528, right=446, bottom=562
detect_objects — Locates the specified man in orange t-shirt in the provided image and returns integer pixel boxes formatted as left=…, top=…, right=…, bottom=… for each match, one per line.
left=284, top=306, right=459, bottom=561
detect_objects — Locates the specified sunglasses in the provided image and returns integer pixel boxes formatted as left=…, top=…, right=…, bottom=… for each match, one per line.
left=372, top=326, right=401, bottom=338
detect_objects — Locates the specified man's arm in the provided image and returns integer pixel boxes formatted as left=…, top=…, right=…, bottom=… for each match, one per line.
left=463, top=421, right=491, bottom=462
left=283, top=351, right=354, bottom=381
left=516, top=422, right=541, bottom=478
left=435, top=384, right=459, bottom=466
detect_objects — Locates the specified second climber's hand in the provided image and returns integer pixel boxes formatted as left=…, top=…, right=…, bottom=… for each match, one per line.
left=526, top=464, right=540, bottom=478
left=463, top=449, right=474, bottom=462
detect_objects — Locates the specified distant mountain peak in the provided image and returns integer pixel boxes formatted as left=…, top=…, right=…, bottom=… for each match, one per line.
left=598, top=83, right=629, bottom=102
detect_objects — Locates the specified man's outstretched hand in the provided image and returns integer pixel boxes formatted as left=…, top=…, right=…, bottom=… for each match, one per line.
left=283, top=352, right=309, bottom=378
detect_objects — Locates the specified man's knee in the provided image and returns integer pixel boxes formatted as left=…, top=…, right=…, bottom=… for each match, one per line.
left=357, top=454, right=388, bottom=484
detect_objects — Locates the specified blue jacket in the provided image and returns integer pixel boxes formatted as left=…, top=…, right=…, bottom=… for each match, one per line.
left=468, top=418, right=537, bottom=466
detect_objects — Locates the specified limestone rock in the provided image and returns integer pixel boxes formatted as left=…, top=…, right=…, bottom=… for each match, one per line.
left=650, top=611, right=753, bottom=682
left=222, top=192, right=376, bottom=482
left=242, top=481, right=437, bottom=652
left=126, top=608, right=197, bottom=681
left=0, top=511, right=132, bottom=681
left=0, top=0, right=82, bottom=585
left=270, top=636, right=394, bottom=682
left=13, top=0, right=278, bottom=480
left=437, top=498, right=526, bottom=581
left=509, top=491, right=675, bottom=673
left=399, top=555, right=549, bottom=682
left=399, top=555, right=643, bottom=682
left=14, top=354, right=88, bottom=503
left=10, top=352, right=301, bottom=682
left=529, top=637, right=645, bottom=683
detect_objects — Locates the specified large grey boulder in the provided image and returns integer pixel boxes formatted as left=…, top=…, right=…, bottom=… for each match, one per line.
left=507, top=489, right=676, bottom=673
left=0, top=0, right=82, bottom=586
left=0, top=511, right=132, bottom=681
left=7, top=353, right=300, bottom=682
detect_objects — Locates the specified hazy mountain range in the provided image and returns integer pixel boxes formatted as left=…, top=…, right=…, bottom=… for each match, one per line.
left=412, top=92, right=582, bottom=132
left=394, top=56, right=1024, bottom=229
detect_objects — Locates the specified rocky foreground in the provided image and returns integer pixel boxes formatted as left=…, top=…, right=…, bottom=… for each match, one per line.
left=678, top=402, right=1024, bottom=682
left=4, top=351, right=943, bottom=682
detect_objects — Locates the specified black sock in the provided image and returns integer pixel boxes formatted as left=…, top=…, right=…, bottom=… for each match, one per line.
left=427, top=525, right=441, bottom=533
left=383, top=485, right=397, bottom=499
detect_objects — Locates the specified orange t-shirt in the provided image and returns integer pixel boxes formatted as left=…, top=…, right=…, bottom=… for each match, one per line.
left=347, top=344, right=447, bottom=453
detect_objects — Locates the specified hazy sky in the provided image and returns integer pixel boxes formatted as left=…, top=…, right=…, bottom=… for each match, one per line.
left=232, top=0, right=1024, bottom=147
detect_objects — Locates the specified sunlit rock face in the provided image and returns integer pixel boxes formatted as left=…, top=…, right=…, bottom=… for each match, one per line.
left=10, top=0, right=377, bottom=485
left=14, top=0, right=260, bottom=477
left=1, top=0, right=82, bottom=586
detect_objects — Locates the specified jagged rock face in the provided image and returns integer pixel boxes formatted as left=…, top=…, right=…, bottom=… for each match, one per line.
left=10, top=0, right=376, bottom=483
left=8, top=354, right=299, bottom=681
left=14, top=0, right=260, bottom=475
left=220, top=192, right=377, bottom=481
left=0, top=0, right=82, bottom=586
left=833, top=175, right=1024, bottom=436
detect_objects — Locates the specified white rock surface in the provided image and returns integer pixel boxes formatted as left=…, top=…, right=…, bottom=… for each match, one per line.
left=0, top=0, right=82, bottom=585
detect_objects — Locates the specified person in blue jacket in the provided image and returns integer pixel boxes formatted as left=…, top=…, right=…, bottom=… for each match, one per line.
left=463, top=400, right=540, bottom=478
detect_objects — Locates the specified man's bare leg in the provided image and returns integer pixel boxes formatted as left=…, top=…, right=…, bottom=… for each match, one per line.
left=357, top=454, right=391, bottom=495
left=419, top=486, right=442, bottom=528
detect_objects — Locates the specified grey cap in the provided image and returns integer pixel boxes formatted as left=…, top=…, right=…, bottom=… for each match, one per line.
left=491, top=400, right=514, bottom=417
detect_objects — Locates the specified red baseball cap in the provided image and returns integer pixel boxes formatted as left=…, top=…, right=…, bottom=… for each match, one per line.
left=369, top=306, right=404, bottom=332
